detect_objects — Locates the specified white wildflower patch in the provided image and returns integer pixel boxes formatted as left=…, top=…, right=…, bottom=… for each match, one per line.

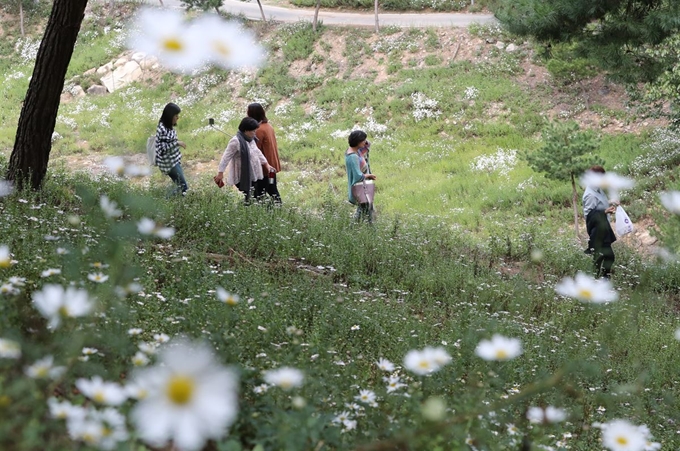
left=470, top=148, right=518, bottom=177
left=464, top=86, right=479, bottom=100
left=14, top=37, right=40, bottom=64
left=411, top=92, right=441, bottom=122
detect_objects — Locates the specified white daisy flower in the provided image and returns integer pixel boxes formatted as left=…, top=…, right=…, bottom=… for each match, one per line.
left=0, top=179, right=13, bottom=197
left=527, top=406, right=567, bottom=424
left=87, top=273, right=109, bottom=283
left=128, top=328, right=144, bottom=336
left=189, top=14, right=265, bottom=70
left=660, top=191, right=680, bottom=215
left=355, top=389, right=377, bottom=404
left=75, top=376, right=128, bottom=406
left=130, top=338, right=239, bottom=451
left=333, top=411, right=352, bottom=424
left=40, top=268, right=61, bottom=277
left=154, top=333, right=170, bottom=344
left=555, top=272, right=618, bottom=304
left=47, top=397, right=86, bottom=421
left=403, top=346, right=451, bottom=375
left=581, top=171, right=635, bottom=200
left=128, top=8, right=209, bottom=74
left=103, top=156, right=126, bottom=176
left=139, top=341, right=158, bottom=355
left=116, top=282, right=143, bottom=298
left=263, top=367, right=304, bottom=390
left=376, top=357, right=395, bottom=372
left=56, top=247, right=69, bottom=255
left=32, top=284, right=95, bottom=330
left=350, top=324, right=360, bottom=331
left=100, top=195, right=122, bottom=219
left=0, top=338, right=21, bottom=359
left=0, top=245, right=11, bottom=268
left=82, top=347, right=99, bottom=355
left=216, top=287, right=239, bottom=305
left=0, top=283, right=18, bottom=295
left=384, top=375, right=407, bottom=393
left=137, top=218, right=175, bottom=239
left=8, top=276, right=25, bottom=286
left=599, top=419, right=647, bottom=451
left=25, top=355, right=66, bottom=380
left=475, top=334, right=523, bottom=361
left=132, top=351, right=150, bottom=367
left=67, top=406, right=128, bottom=450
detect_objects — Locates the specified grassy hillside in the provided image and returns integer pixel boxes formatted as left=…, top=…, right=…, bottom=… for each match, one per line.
left=2, top=2, right=680, bottom=451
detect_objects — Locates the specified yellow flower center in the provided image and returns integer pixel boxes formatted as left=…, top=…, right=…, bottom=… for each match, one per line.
left=167, top=375, right=194, bottom=405
left=58, top=306, right=69, bottom=317
left=495, top=349, right=508, bottom=360
left=93, top=391, right=106, bottom=403
left=418, top=360, right=430, bottom=369
left=35, top=367, right=49, bottom=378
left=163, top=38, right=183, bottom=52
left=102, top=426, right=112, bottom=437
left=616, top=436, right=628, bottom=445
left=578, top=288, right=593, bottom=300
left=213, top=41, right=231, bottom=57
left=0, top=259, right=10, bottom=268
left=226, top=296, right=238, bottom=306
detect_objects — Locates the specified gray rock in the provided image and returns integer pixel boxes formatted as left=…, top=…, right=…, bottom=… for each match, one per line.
left=495, top=41, right=505, bottom=50
left=87, top=84, right=108, bottom=95
left=505, top=43, right=517, bottom=52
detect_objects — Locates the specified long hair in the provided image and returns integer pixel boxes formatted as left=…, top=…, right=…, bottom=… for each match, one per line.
left=159, top=103, right=181, bottom=129
left=247, top=103, right=267, bottom=123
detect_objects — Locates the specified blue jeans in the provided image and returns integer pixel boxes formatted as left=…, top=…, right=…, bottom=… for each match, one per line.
left=167, top=164, right=188, bottom=196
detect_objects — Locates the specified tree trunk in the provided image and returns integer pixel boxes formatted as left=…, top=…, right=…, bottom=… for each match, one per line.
left=571, top=172, right=581, bottom=240
left=19, top=1, right=25, bottom=37
left=313, top=0, right=320, bottom=32
left=374, top=0, right=379, bottom=33
left=256, top=0, right=266, bottom=21
left=6, top=0, right=88, bottom=190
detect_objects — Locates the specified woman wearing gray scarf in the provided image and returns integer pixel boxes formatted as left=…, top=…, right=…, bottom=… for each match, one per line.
left=214, top=117, right=272, bottom=202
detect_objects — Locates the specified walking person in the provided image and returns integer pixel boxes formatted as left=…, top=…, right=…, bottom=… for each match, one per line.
left=214, top=117, right=273, bottom=203
left=583, top=165, right=617, bottom=279
left=247, top=103, right=282, bottom=204
left=155, top=103, right=188, bottom=196
left=345, top=130, right=376, bottom=223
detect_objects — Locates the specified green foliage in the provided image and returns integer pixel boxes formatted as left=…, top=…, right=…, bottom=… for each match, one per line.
left=542, top=42, right=598, bottom=85
left=180, top=0, right=223, bottom=11
left=276, top=22, right=320, bottom=63
left=523, top=121, right=598, bottom=182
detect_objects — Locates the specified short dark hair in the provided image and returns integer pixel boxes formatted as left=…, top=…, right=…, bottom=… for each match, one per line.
left=247, top=103, right=267, bottom=122
left=159, top=103, right=181, bottom=129
left=238, top=117, right=260, bottom=132
left=589, top=165, right=606, bottom=174
left=348, top=130, right=367, bottom=147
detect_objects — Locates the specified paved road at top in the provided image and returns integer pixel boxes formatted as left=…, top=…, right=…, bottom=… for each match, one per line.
left=154, top=0, right=496, bottom=28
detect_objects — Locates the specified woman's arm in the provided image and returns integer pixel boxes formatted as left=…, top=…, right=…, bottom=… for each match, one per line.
left=216, top=138, right=239, bottom=176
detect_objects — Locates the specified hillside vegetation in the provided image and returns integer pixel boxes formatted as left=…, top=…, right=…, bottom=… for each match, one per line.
left=2, top=2, right=680, bottom=451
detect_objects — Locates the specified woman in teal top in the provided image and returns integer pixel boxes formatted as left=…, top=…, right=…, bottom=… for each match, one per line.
left=345, top=130, right=377, bottom=222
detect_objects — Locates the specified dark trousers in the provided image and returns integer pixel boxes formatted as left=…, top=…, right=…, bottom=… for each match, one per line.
left=594, top=246, right=615, bottom=279
left=585, top=210, right=616, bottom=279
left=254, top=178, right=282, bottom=204
left=167, top=164, right=188, bottom=196
left=353, top=203, right=373, bottom=223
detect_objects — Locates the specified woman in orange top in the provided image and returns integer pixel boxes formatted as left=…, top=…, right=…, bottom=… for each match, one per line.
left=248, top=103, right=282, bottom=204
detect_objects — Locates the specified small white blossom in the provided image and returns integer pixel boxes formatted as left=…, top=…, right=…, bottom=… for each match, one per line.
left=76, top=376, right=128, bottom=406
left=376, top=358, right=395, bottom=372
left=555, top=272, right=618, bottom=304
left=25, top=355, right=66, bottom=379
left=475, top=335, right=523, bottom=361
left=263, top=367, right=304, bottom=390
left=0, top=338, right=21, bottom=359
left=100, top=195, right=122, bottom=218
left=32, top=284, right=95, bottom=330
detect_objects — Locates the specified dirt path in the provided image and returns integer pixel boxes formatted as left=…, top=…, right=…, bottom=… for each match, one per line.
left=145, top=0, right=496, bottom=27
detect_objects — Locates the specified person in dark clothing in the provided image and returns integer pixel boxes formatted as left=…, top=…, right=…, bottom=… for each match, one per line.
left=582, top=165, right=617, bottom=279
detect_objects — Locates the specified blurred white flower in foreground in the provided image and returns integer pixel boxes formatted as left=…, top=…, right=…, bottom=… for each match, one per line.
left=475, top=334, right=523, bottom=361
left=48, top=397, right=85, bottom=421
left=660, top=191, right=680, bottom=215
left=76, top=376, right=128, bottom=406
left=216, top=287, right=239, bottom=305
left=41, top=268, right=61, bottom=277
left=581, top=171, right=634, bottom=201
left=189, top=14, right=265, bottom=70
left=128, top=8, right=207, bottom=74
left=555, top=272, right=618, bottom=304
left=675, top=328, right=680, bottom=341
left=0, top=338, right=21, bottom=359
left=138, top=218, right=175, bottom=239
left=597, top=419, right=649, bottom=451
left=0, top=179, right=13, bottom=197
left=264, top=367, right=304, bottom=390
left=0, top=245, right=12, bottom=268
left=130, top=338, right=239, bottom=451
left=403, top=346, right=451, bottom=375
left=25, top=355, right=66, bottom=380
left=32, top=284, right=95, bottom=330
left=100, top=195, right=122, bottom=219
left=103, top=156, right=150, bottom=178
left=526, top=406, right=567, bottom=424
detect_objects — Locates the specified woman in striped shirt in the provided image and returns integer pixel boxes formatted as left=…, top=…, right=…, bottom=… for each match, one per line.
left=155, top=103, right=188, bottom=196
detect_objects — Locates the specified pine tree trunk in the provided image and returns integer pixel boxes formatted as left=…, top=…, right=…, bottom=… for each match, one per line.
left=19, top=1, right=25, bottom=37
left=6, top=0, right=88, bottom=190
left=313, top=0, right=320, bottom=32
left=571, top=172, right=581, bottom=240
left=256, top=0, right=266, bottom=21
left=374, top=0, right=379, bottom=33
